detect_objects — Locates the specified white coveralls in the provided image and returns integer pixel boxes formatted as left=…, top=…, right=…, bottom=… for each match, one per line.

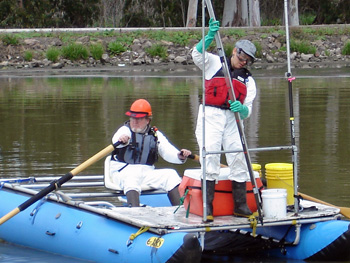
left=192, top=47, right=257, bottom=182
left=110, top=125, right=183, bottom=194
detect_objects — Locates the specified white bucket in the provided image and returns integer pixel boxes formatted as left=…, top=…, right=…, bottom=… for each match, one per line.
left=262, top=188, right=287, bottom=219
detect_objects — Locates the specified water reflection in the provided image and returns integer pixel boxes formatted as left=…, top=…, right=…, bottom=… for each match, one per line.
left=1, top=70, right=350, bottom=201
left=1, top=68, right=350, bottom=262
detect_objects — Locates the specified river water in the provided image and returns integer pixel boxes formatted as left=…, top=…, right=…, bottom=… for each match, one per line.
left=0, top=66, right=350, bottom=262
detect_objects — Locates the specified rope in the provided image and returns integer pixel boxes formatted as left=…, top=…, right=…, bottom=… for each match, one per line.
left=127, top=226, right=150, bottom=246
left=248, top=212, right=259, bottom=237
left=186, top=195, right=191, bottom=218
left=173, top=189, right=189, bottom=214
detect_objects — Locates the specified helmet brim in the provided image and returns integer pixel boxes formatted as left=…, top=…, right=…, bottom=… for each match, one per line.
left=126, top=111, right=149, bottom=118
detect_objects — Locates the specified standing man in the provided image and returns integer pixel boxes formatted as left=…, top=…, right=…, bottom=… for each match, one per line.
left=192, top=18, right=257, bottom=222
left=107, top=99, right=192, bottom=207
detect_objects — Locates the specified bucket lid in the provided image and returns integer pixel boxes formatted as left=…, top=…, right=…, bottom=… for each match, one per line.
left=252, top=163, right=261, bottom=171
left=262, top=188, right=287, bottom=194
left=265, top=163, right=293, bottom=170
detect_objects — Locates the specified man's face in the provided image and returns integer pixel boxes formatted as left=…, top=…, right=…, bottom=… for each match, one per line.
left=130, top=117, right=150, bottom=133
left=231, top=48, right=253, bottom=69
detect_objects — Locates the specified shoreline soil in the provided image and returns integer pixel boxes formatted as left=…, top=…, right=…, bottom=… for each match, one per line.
left=1, top=26, right=350, bottom=75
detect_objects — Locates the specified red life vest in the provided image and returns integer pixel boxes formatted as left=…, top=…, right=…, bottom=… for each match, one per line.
left=205, top=77, right=247, bottom=109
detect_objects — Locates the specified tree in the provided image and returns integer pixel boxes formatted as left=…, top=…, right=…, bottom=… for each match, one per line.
left=288, top=0, right=299, bottom=26
left=249, top=0, right=260, bottom=26
left=222, top=0, right=249, bottom=27
left=186, top=0, right=198, bottom=27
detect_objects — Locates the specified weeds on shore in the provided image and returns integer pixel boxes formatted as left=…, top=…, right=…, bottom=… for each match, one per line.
left=2, top=26, right=350, bottom=63
left=1, top=34, right=19, bottom=45
left=342, top=41, right=350, bottom=55
left=46, top=47, right=60, bottom=62
left=90, top=43, right=104, bottom=60
left=23, top=50, right=33, bottom=61
left=146, top=44, right=168, bottom=59
left=290, top=39, right=316, bottom=55
left=61, top=43, right=89, bottom=61
left=108, top=41, right=126, bottom=56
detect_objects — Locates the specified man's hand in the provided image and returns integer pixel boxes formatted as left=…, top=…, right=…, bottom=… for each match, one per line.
left=118, top=134, right=130, bottom=144
left=178, top=149, right=192, bottom=160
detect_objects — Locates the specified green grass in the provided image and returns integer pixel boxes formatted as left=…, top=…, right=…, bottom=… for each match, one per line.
left=61, top=43, right=89, bottom=61
left=290, top=39, right=316, bottom=54
left=46, top=47, right=61, bottom=62
left=89, top=43, right=104, bottom=60
left=145, top=44, right=168, bottom=59
left=1, top=34, right=19, bottom=45
left=300, top=13, right=316, bottom=25
left=108, top=41, right=126, bottom=56
left=23, top=50, right=33, bottom=61
left=342, top=41, right=350, bottom=55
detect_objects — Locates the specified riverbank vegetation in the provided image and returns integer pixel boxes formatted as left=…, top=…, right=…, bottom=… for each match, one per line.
left=1, top=25, right=350, bottom=64
left=0, top=0, right=349, bottom=29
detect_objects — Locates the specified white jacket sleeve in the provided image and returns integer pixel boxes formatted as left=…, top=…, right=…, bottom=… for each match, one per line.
left=111, top=126, right=131, bottom=147
left=156, top=130, right=184, bottom=164
left=244, top=76, right=257, bottom=118
left=192, top=46, right=222, bottom=80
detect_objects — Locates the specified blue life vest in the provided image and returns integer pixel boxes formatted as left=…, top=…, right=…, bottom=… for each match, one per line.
left=113, top=122, right=158, bottom=165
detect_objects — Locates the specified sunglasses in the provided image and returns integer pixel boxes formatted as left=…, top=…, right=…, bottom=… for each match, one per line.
left=236, top=48, right=253, bottom=66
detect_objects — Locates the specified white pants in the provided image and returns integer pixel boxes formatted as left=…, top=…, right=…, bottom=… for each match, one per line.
left=195, top=105, right=250, bottom=182
left=109, top=161, right=181, bottom=194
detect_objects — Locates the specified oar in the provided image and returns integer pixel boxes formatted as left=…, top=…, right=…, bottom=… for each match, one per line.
left=298, top=192, right=350, bottom=219
left=0, top=141, right=121, bottom=225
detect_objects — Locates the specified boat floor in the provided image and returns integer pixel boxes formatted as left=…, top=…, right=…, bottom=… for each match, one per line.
left=1, top=176, right=342, bottom=234
left=96, top=200, right=341, bottom=234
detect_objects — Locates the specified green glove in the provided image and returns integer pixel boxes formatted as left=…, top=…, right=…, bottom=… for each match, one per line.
left=196, top=18, right=220, bottom=53
left=229, top=100, right=249, bottom=119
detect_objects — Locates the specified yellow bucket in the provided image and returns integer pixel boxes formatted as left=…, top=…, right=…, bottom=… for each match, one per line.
left=252, top=163, right=262, bottom=177
left=265, top=163, right=294, bottom=205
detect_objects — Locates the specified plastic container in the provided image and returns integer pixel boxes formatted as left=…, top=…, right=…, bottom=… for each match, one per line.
left=252, top=163, right=262, bottom=178
left=262, top=188, right=287, bottom=219
left=265, top=163, right=294, bottom=205
left=179, top=168, right=264, bottom=216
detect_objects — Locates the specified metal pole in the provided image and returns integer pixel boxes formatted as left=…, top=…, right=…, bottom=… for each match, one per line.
left=201, top=0, right=208, bottom=224
left=283, top=0, right=299, bottom=215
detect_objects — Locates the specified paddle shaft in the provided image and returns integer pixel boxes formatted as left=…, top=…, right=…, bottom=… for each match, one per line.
left=0, top=142, right=120, bottom=225
left=299, top=192, right=350, bottom=219
left=204, top=0, right=263, bottom=222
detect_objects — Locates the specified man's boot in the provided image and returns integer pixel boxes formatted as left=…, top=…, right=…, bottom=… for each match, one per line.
left=167, top=185, right=181, bottom=206
left=202, top=180, right=215, bottom=222
left=232, top=181, right=252, bottom=217
left=126, top=190, right=140, bottom=207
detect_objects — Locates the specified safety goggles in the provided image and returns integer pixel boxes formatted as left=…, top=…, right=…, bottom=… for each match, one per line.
left=237, top=48, right=254, bottom=66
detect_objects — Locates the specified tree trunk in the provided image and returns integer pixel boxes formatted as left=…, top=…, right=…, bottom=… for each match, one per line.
left=222, top=0, right=249, bottom=27
left=249, top=0, right=260, bottom=26
left=288, top=0, right=299, bottom=26
left=18, top=0, right=23, bottom=8
left=186, top=0, right=198, bottom=27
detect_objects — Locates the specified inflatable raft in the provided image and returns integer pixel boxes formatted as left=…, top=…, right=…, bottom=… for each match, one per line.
left=1, top=169, right=350, bottom=262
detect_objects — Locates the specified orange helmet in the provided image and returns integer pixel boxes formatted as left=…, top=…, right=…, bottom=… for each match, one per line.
left=125, top=99, right=152, bottom=118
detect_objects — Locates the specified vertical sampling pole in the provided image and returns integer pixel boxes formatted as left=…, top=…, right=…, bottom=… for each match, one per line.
left=201, top=0, right=208, bottom=224
left=284, top=0, right=299, bottom=214
left=204, top=0, right=263, bottom=223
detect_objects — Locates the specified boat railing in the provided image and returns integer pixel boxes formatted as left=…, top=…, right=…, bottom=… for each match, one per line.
left=206, top=144, right=299, bottom=217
